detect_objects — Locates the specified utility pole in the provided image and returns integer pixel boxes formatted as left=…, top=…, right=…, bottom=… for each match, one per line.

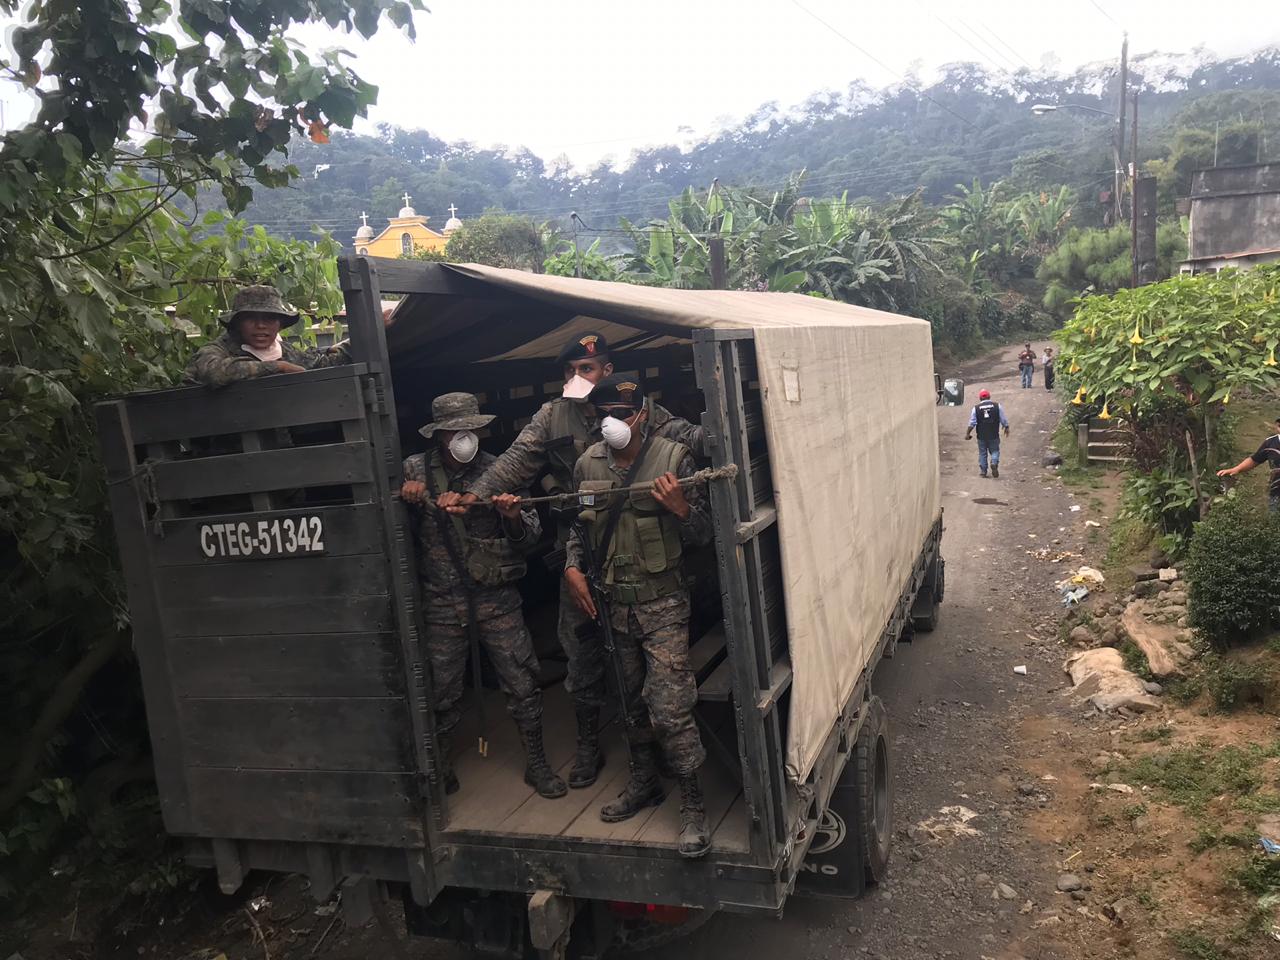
left=1114, top=33, right=1128, bottom=226
left=708, top=178, right=727, bottom=289
left=1131, top=92, right=1139, bottom=288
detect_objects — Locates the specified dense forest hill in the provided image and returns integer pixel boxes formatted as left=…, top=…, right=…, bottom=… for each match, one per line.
left=230, top=45, right=1280, bottom=243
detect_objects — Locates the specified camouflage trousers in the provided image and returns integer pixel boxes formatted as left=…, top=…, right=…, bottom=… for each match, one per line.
left=426, top=608, right=542, bottom=734
left=558, top=577, right=607, bottom=709
left=611, top=603, right=706, bottom=777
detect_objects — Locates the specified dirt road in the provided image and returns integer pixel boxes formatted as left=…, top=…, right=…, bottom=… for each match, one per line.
left=644, top=342, right=1087, bottom=960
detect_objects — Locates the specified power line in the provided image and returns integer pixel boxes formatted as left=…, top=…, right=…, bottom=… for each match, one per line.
left=788, top=0, right=979, bottom=130
left=973, top=19, right=1037, bottom=71
left=1088, top=0, right=1123, bottom=29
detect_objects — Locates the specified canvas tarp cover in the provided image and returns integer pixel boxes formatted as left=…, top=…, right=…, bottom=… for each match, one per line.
left=406, top=264, right=942, bottom=782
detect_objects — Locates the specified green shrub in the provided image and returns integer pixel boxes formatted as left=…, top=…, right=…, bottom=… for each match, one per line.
left=1198, top=653, right=1270, bottom=711
left=1185, top=496, right=1280, bottom=647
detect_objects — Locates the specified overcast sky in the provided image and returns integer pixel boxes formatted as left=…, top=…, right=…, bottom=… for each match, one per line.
left=3, top=0, right=1279, bottom=168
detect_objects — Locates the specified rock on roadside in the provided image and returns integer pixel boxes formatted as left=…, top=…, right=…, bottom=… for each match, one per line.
left=1120, top=600, right=1194, bottom=677
left=1063, top=648, right=1160, bottom=712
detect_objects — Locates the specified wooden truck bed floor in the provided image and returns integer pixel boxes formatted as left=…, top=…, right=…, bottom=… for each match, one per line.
left=445, top=685, right=749, bottom=854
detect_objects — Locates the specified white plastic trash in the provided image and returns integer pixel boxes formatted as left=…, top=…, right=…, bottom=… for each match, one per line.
left=1013, top=665, right=1028, bottom=675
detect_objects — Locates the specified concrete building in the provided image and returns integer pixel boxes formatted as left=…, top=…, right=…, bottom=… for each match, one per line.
left=1180, top=162, right=1280, bottom=275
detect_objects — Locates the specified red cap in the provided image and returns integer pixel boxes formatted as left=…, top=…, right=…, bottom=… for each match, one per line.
left=979, top=389, right=991, bottom=399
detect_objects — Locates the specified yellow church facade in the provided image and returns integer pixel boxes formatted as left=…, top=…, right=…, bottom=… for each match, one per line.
left=352, top=194, right=463, bottom=258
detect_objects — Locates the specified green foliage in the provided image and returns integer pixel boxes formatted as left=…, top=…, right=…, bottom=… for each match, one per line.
left=1230, top=851, right=1280, bottom=896
left=1120, top=641, right=1156, bottom=682
left=1124, top=739, right=1277, bottom=813
left=0, top=0, right=423, bottom=212
left=400, top=246, right=449, bottom=262
left=1170, top=929, right=1225, bottom=960
left=1185, top=496, right=1280, bottom=647
left=1038, top=223, right=1187, bottom=316
left=444, top=212, right=556, bottom=271
left=0, top=0, right=414, bottom=886
left=1122, top=468, right=1199, bottom=549
left=1197, top=653, right=1271, bottom=711
left=1055, top=264, right=1280, bottom=477
left=543, top=239, right=621, bottom=281
left=937, top=179, right=1076, bottom=286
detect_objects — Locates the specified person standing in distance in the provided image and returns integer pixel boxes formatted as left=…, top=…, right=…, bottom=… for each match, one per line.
left=1017, top=343, right=1036, bottom=389
left=965, top=389, right=1010, bottom=478
left=1217, top=416, right=1280, bottom=513
left=1042, top=346, right=1056, bottom=391
left=401, top=393, right=565, bottom=799
left=563, top=376, right=713, bottom=858
left=435, top=332, right=705, bottom=792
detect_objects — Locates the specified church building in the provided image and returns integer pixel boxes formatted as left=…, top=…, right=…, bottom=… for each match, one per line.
left=352, top=195, right=463, bottom=258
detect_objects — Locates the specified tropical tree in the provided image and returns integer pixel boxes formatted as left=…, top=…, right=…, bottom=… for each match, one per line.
left=444, top=212, right=557, bottom=272
left=1038, top=223, right=1187, bottom=316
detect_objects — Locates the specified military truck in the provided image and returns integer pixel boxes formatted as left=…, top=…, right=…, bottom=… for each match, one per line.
left=97, top=257, right=948, bottom=957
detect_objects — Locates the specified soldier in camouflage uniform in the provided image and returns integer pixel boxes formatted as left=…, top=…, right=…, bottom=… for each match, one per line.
left=402, top=393, right=566, bottom=800
left=185, top=285, right=353, bottom=387
left=437, top=333, right=707, bottom=791
left=564, top=376, right=713, bottom=858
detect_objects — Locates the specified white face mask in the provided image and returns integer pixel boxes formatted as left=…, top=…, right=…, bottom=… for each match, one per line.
left=600, top=415, right=633, bottom=450
left=447, top=430, right=479, bottom=464
left=562, top=374, right=595, bottom=400
left=241, top=336, right=283, bottom=362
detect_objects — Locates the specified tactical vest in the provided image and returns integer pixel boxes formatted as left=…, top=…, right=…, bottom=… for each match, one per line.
left=543, top=398, right=596, bottom=495
left=974, top=399, right=1001, bottom=442
left=576, top=437, right=689, bottom=605
left=429, top=457, right=527, bottom=588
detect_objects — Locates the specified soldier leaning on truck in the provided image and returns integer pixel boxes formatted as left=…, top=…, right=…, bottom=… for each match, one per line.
left=436, top=332, right=707, bottom=793
left=184, top=285, right=354, bottom=387
left=401, top=393, right=567, bottom=800
left=563, top=376, right=714, bottom=859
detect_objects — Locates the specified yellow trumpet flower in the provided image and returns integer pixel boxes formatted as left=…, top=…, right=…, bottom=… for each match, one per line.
left=1223, top=391, right=1230, bottom=405
left=1068, top=361, right=1081, bottom=374
left=1098, top=402, right=1112, bottom=420
left=1129, top=322, right=1144, bottom=345
left=1267, top=346, right=1278, bottom=367
left=1071, top=387, right=1085, bottom=405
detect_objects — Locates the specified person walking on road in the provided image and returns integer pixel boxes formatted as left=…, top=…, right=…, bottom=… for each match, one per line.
left=965, top=389, right=1010, bottom=478
left=1216, top=417, right=1280, bottom=512
left=1017, top=343, right=1036, bottom=389
left=1042, top=346, right=1056, bottom=390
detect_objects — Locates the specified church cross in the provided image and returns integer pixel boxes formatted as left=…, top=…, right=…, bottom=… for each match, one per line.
left=359, top=211, right=369, bottom=227
left=402, top=192, right=412, bottom=208
left=448, top=203, right=458, bottom=218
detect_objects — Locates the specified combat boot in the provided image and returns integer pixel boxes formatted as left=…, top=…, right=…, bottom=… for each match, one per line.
left=677, top=773, right=710, bottom=859
left=568, top=706, right=605, bottom=789
left=518, top=720, right=567, bottom=799
left=991, top=463, right=999, bottom=479
left=599, top=744, right=665, bottom=822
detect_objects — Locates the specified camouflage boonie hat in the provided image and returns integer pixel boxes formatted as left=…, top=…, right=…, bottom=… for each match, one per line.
left=418, top=392, right=496, bottom=438
left=222, top=284, right=300, bottom=328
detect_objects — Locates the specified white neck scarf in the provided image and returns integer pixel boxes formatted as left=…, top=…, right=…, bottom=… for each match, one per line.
left=240, top=336, right=283, bottom=362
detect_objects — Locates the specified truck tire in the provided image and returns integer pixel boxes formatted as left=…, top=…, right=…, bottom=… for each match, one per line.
left=912, top=556, right=943, bottom=633
left=856, top=696, right=893, bottom=884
